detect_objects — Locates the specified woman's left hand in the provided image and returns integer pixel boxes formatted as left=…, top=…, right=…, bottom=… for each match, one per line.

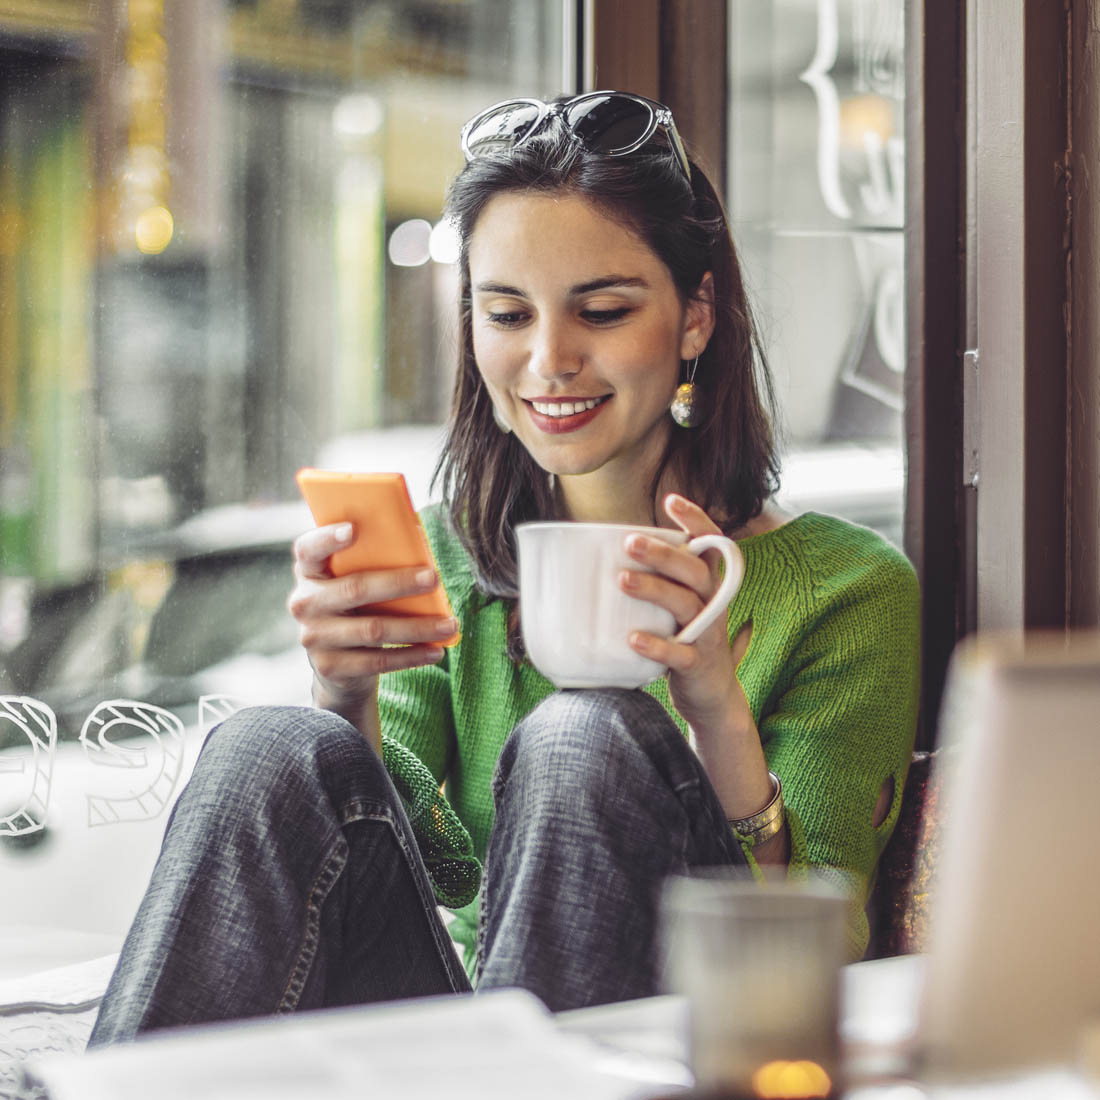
left=621, top=493, right=752, bottom=739
left=625, top=494, right=785, bottom=865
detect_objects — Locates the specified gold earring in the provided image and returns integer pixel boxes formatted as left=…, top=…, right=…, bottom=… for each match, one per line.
left=670, top=356, right=702, bottom=427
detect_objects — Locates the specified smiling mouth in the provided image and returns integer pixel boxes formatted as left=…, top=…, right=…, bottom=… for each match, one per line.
left=528, top=395, right=611, bottom=418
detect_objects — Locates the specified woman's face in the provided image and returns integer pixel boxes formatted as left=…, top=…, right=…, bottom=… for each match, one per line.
left=467, top=191, right=712, bottom=484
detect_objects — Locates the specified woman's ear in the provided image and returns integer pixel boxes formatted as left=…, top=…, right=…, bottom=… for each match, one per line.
left=681, top=271, right=716, bottom=360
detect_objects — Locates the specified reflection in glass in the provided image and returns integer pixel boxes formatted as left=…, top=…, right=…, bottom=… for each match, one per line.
left=0, top=0, right=564, bottom=948
left=0, top=0, right=564, bottom=650
left=729, top=0, right=905, bottom=546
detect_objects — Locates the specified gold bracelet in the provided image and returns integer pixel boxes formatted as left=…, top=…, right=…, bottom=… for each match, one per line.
left=728, top=771, right=785, bottom=845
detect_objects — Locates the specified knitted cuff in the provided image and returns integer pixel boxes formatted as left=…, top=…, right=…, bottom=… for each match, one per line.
left=381, top=736, right=482, bottom=908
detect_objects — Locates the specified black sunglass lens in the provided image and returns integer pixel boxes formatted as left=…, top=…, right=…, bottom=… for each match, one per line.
left=465, top=103, right=542, bottom=157
left=566, top=95, right=652, bottom=155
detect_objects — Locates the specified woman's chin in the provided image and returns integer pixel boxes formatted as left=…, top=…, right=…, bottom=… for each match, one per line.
left=521, top=446, right=607, bottom=479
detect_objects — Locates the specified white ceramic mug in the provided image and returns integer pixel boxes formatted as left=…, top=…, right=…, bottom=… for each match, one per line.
left=516, top=521, right=745, bottom=690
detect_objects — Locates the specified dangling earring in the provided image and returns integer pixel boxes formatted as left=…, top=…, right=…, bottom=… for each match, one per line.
left=670, top=356, right=702, bottom=428
left=492, top=402, right=512, bottom=434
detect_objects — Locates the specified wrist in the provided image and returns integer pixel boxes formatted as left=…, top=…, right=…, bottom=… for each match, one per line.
left=684, top=683, right=755, bottom=748
left=727, top=771, right=786, bottom=847
left=313, top=675, right=382, bottom=756
left=311, top=673, right=378, bottom=716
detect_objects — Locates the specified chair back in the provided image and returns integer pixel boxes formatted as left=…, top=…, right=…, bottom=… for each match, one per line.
left=865, top=749, right=943, bottom=958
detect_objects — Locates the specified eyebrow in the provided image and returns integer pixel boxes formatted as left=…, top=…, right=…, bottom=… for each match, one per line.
left=473, top=275, right=651, bottom=297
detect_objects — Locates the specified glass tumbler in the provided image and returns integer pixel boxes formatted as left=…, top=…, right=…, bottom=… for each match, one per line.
left=661, top=873, right=849, bottom=1099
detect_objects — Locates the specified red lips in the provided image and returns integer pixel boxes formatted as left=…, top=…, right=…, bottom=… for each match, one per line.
left=525, top=397, right=611, bottom=434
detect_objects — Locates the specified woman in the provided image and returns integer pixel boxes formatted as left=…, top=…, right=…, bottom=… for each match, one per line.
left=89, top=92, right=919, bottom=1040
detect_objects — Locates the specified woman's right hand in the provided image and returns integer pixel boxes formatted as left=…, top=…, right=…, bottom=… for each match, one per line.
left=287, top=522, right=455, bottom=711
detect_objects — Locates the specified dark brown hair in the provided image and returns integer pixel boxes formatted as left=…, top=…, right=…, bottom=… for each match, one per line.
left=435, top=101, right=780, bottom=620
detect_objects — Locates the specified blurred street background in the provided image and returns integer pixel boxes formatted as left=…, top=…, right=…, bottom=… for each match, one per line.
left=0, top=0, right=904, bottom=953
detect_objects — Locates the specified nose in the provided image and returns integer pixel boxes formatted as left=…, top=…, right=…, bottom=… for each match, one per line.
left=527, top=317, right=582, bottom=382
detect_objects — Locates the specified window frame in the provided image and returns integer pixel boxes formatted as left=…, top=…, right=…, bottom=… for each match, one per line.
left=590, top=0, right=955, bottom=748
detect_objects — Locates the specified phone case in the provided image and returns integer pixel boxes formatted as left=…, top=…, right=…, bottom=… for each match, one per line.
left=295, top=469, right=460, bottom=645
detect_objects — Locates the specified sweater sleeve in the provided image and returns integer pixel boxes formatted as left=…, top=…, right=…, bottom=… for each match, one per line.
left=376, top=503, right=468, bottom=784
left=760, top=541, right=921, bottom=958
left=378, top=656, right=456, bottom=784
left=377, top=649, right=482, bottom=908
left=374, top=505, right=482, bottom=908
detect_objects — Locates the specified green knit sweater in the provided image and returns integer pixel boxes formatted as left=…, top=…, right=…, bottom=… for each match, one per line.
left=378, top=506, right=921, bottom=973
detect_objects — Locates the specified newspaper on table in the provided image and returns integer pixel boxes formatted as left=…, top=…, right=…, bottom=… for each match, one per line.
left=20, top=988, right=684, bottom=1100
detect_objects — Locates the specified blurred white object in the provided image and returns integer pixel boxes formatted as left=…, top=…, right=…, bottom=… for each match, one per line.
left=317, top=429, right=905, bottom=544
left=777, top=442, right=903, bottom=543
left=23, top=989, right=642, bottom=1100
left=662, top=874, right=847, bottom=1097
left=918, top=633, right=1100, bottom=1078
left=314, top=425, right=448, bottom=510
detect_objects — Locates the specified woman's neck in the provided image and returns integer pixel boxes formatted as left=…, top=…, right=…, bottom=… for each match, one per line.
left=554, top=462, right=792, bottom=536
left=555, top=463, right=683, bottom=528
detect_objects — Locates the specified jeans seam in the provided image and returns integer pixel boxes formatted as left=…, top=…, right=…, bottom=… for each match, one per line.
left=671, top=776, right=702, bottom=795
left=671, top=776, right=703, bottom=864
left=339, top=799, right=379, bottom=828
left=278, top=841, right=347, bottom=1012
left=381, top=804, right=468, bottom=990
left=473, top=877, right=489, bottom=987
left=334, top=798, right=470, bottom=996
left=277, top=800, right=385, bottom=1012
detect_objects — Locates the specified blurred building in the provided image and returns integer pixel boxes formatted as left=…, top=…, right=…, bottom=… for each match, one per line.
left=2, top=0, right=1099, bottom=984
left=0, top=0, right=563, bottom=584
left=3, top=0, right=1093, bottom=730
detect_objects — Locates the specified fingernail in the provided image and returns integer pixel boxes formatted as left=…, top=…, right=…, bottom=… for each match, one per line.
left=626, top=534, right=646, bottom=554
left=335, top=523, right=353, bottom=543
left=417, top=568, right=437, bottom=587
left=437, top=617, right=457, bottom=636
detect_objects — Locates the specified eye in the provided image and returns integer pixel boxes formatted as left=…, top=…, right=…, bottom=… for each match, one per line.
left=485, top=309, right=530, bottom=328
left=581, top=306, right=632, bottom=325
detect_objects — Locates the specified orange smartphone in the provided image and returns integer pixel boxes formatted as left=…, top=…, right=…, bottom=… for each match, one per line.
left=295, top=469, right=460, bottom=646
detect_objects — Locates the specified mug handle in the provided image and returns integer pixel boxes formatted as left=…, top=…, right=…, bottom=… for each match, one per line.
left=673, top=535, right=746, bottom=645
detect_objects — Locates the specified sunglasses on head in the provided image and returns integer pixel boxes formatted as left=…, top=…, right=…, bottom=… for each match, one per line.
left=460, top=91, right=691, bottom=181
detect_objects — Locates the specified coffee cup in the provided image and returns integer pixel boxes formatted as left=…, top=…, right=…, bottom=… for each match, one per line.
left=516, top=521, right=745, bottom=690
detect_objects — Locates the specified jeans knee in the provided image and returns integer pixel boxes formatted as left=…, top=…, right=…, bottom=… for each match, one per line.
left=495, top=689, right=684, bottom=804
left=511, top=688, right=678, bottom=755
left=200, top=705, right=386, bottom=810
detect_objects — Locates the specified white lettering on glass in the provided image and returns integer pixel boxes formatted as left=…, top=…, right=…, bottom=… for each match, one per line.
left=79, top=700, right=185, bottom=827
left=0, top=696, right=57, bottom=836
left=799, top=0, right=852, bottom=220
left=800, top=0, right=904, bottom=227
left=198, top=694, right=246, bottom=729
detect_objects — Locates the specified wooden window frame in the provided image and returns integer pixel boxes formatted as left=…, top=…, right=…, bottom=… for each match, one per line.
left=969, top=0, right=1072, bottom=632
left=587, top=0, right=964, bottom=746
left=581, top=0, right=727, bottom=195
left=906, top=0, right=967, bottom=745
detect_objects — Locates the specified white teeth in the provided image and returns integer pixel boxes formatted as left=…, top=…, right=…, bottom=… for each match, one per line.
left=532, top=397, right=606, bottom=417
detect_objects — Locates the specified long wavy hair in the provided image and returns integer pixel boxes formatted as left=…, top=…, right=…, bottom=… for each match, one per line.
left=435, top=101, right=780, bottom=638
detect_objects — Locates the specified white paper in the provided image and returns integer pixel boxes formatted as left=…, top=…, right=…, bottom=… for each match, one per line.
left=23, top=988, right=677, bottom=1100
left=0, top=954, right=117, bottom=1014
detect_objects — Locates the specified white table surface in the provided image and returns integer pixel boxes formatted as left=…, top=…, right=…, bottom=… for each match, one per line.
left=7, top=953, right=1100, bottom=1100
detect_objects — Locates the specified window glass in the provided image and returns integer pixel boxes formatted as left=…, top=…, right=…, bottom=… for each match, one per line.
left=728, top=0, right=905, bottom=546
left=0, top=0, right=563, bottom=975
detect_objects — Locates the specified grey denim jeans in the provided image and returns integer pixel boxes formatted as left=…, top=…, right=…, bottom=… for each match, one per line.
left=89, top=687, right=745, bottom=1043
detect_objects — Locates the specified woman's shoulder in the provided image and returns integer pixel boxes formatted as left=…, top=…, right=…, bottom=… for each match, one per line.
left=744, top=510, right=919, bottom=608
